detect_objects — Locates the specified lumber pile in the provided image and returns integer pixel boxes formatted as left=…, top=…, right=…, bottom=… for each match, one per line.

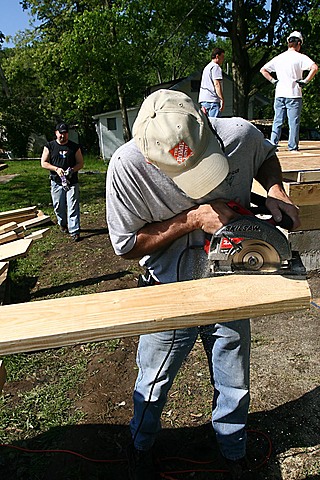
left=253, top=169, right=320, bottom=231
left=0, top=274, right=311, bottom=356
left=0, top=207, right=52, bottom=304
left=252, top=142, right=320, bottom=231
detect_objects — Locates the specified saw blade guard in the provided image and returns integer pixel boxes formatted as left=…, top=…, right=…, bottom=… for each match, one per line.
left=208, top=215, right=292, bottom=272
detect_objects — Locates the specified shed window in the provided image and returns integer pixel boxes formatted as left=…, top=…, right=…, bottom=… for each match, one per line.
left=107, top=118, right=117, bottom=130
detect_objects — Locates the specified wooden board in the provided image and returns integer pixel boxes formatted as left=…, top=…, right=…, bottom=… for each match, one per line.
left=296, top=204, right=320, bottom=231
left=0, top=262, right=9, bottom=306
left=25, top=228, right=50, bottom=241
left=0, top=261, right=8, bottom=277
left=0, top=222, right=19, bottom=235
left=0, top=275, right=310, bottom=355
left=0, top=206, right=37, bottom=220
left=0, top=360, right=6, bottom=393
left=282, top=182, right=320, bottom=206
left=0, top=238, right=33, bottom=262
left=0, top=231, right=20, bottom=245
left=19, top=215, right=51, bottom=230
left=282, top=169, right=320, bottom=183
left=0, top=213, right=37, bottom=227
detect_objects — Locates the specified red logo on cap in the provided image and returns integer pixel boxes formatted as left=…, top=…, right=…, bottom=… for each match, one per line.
left=169, top=141, right=193, bottom=164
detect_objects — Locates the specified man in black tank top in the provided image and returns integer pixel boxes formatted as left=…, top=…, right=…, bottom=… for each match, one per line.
left=41, top=123, right=84, bottom=241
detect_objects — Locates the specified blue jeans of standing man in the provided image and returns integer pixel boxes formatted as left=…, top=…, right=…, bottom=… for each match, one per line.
left=200, top=101, right=221, bottom=118
left=50, top=180, right=80, bottom=234
left=271, top=97, right=302, bottom=151
left=130, top=319, right=251, bottom=461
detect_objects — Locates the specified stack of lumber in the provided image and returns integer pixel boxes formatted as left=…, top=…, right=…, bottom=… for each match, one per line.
left=0, top=206, right=52, bottom=304
left=252, top=141, right=320, bottom=231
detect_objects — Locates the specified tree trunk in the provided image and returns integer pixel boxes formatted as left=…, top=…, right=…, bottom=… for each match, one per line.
left=117, top=80, right=132, bottom=143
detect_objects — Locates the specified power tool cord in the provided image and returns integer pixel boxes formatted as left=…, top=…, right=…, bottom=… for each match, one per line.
left=0, top=428, right=273, bottom=477
left=133, top=238, right=198, bottom=444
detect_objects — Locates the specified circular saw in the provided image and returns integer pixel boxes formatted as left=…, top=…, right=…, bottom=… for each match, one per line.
left=206, top=198, right=305, bottom=276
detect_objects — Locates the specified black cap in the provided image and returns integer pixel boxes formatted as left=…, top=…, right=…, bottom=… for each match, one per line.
left=55, top=123, right=69, bottom=133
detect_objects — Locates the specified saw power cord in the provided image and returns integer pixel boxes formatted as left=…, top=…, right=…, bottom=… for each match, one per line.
left=0, top=428, right=272, bottom=477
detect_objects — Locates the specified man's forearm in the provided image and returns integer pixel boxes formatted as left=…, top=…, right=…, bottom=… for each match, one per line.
left=214, top=80, right=224, bottom=102
left=122, top=199, right=240, bottom=260
left=255, top=154, right=284, bottom=193
left=122, top=209, right=198, bottom=259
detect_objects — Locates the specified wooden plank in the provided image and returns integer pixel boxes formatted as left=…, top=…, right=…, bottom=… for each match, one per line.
left=0, top=275, right=310, bottom=355
left=0, top=261, right=8, bottom=276
left=0, top=360, right=6, bottom=393
left=0, top=262, right=9, bottom=306
left=25, top=227, right=50, bottom=241
left=0, top=213, right=37, bottom=226
left=0, top=222, right=19, bottom=235
left=282, top=169, right=320, bottom=183
left=19, top=215, right=51, bottom=230
left=252, top=180, right=267, bottom=198
left=297, top=205, right=320, bottom=231
left=0, top=238, right=33, bottom=262
left=297, top=170, right=320, bottom=183
left=0, top=206, right=37, bottom=220
left=282, top=182, right=320, bottom=206
left=0, top=231, right=20, bottom=245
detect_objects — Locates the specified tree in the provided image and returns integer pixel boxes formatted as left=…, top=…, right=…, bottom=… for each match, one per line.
left=21, top=0, right=212, bottom=142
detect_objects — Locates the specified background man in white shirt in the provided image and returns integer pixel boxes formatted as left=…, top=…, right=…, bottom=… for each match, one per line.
left=260, top=31, right=318, bottom=152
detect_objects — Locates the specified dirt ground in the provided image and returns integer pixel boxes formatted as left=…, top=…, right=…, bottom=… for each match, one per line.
left=2, top=209, right=320, bottom=480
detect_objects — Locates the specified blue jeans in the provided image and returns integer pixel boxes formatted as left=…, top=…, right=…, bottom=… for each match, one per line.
left=130, top=320, right=251, bottom=461
left=271, top=97, right=302, bottom=150
left=50, top=180, right=80, bottom=234
left=200, top=101, right=221, bottom=118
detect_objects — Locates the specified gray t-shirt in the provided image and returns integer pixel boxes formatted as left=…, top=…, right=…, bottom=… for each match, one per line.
left=198, top=61, right=223, bottom=103
left=106, top=117, right=276, bottom=283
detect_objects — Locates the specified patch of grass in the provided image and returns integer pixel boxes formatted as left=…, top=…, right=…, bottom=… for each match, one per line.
left=0, top=347, right=88, bottom=444
left=0, top=155, right=117, bottom=455
left=0, top=155, right=107, bottom=213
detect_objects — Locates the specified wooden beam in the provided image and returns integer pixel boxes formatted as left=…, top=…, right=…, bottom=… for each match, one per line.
left=0, top=213, right=37, bottom=227
left=0, top=231, right=21, bottom=245
left=0, top=360, right=6, bottom=393
left=0, top=206, right=37, bottom=219
left=18, top=214, right=51, bottom=230
left=0, top=275, right=310, bottom=355
left=282, top=182, right=320, bottom=206
left=0, top=222, right=19, bottom=235
left=25, top=227, right=50, bottom=241
left=0, top=262, right=8, bottom=276
left=297, top=205, right=320, bottom=230
left=0, top=238, right=33, bottom=262
left=282, top=169, right=320, bottom=183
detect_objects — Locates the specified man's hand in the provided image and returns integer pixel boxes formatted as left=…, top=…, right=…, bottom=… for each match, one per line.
left=270, top=78, right=278, bottom=86
left=194, top=199, right=240, bottom=234
left=265, top=187, right=300, bottom=231
left=297, top=79, right=308, bottom=86
left=55, top=167, right=64, bottom=177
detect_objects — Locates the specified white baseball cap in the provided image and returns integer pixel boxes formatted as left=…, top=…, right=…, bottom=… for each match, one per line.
left=287, top=31, right=303, bottom=44
left=132, top=89, right=229, bottom=199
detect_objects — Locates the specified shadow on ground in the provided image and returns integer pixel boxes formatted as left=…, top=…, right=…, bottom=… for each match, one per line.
left=1, top=387, right=319, bottom=480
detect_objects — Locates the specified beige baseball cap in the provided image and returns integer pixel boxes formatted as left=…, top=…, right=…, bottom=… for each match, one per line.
left=133, top=89, right=229, bottom=199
